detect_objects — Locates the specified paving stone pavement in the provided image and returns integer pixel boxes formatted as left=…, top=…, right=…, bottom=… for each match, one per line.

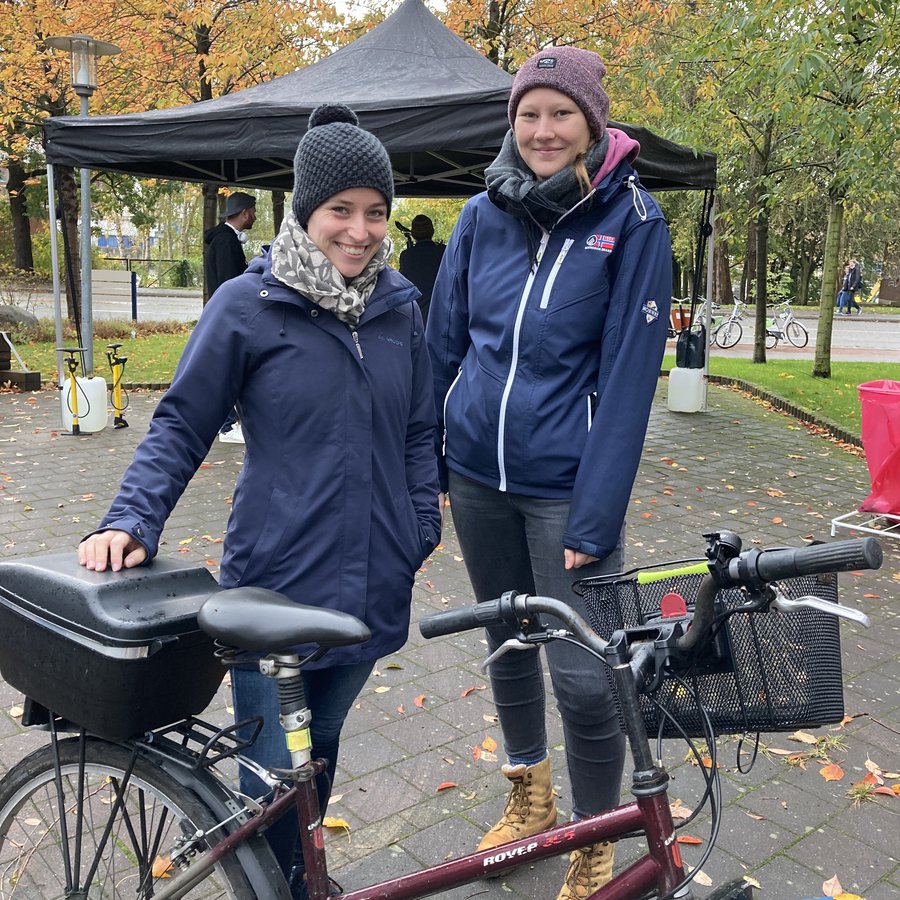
left=0, top=382, right=897, bottom=899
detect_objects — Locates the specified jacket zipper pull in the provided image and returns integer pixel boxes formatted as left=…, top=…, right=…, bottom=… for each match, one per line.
left=352, top=330, right=364, bottom=359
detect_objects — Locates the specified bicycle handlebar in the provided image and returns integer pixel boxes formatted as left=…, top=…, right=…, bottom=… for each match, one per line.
left=419, top=599, right=506, bottom=639
left=720, top=538, right=882, bottom=588
left=419, top=537, right=883, bottom=648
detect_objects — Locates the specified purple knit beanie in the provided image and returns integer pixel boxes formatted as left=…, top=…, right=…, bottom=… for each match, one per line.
left=508, top=47, right=610, bottom=141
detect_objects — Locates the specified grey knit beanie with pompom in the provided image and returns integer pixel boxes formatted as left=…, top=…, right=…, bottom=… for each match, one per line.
left=292, top=104, right=394, bottom=228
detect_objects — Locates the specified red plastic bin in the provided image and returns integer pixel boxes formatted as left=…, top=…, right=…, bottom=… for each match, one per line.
left=858, top=380, right=900, bottom=514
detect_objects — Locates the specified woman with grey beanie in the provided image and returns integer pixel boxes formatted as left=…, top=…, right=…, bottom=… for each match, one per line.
left=426, top=46, right=673, bottom=898
left=79, top=103, right=440, bottom=898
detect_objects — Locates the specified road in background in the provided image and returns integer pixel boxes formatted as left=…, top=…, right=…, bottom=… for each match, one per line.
left=21, top=289, right=900, bottom=362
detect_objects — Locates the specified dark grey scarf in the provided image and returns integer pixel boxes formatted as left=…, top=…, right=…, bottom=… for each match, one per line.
left=484, top=129, right=610, bottom=231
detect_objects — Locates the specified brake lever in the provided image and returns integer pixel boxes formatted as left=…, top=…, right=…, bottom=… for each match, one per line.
left=480, top=637, right=540, bottom=672
left=770, top=590, right=871, bottom=627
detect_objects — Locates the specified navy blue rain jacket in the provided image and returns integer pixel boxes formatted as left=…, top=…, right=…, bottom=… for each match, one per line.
left=426, top=160, right=671, bottom=561
left=96, top=254, right=441, bottom=667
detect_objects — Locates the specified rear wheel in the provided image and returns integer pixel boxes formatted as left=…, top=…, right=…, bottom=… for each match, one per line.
left=715, top=320, right=742, bottom=349
left=0, top=738, right=255, bottom=898
left=765, top=330, right=779, bottom=349
left=785, top=321, right=809, bottom=348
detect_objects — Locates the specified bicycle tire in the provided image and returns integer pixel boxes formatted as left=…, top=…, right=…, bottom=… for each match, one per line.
left=715, top=321, right=742, bottom=349
left=0, top=738, right=256, bottom=898
left=765, top=331, right=779, bottom=349
left=785, top=321, right=809, bottom=348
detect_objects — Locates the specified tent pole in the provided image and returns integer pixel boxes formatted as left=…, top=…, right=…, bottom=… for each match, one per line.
left=46, top=163, right=66, bottom=390
left=78, top=94, right=94, bottom=375
left=702, top=192, right=715, bottom=412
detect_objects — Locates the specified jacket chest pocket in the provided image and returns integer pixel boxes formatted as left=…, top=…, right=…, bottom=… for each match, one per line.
left=539, top=239, right=575, bottom=310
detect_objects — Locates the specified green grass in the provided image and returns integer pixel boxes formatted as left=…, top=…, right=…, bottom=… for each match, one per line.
left=12, top=326, right=896, bottom=439
left=15, top=328, right=192, bottom=385
left=664, top=354, right=899, bottom=436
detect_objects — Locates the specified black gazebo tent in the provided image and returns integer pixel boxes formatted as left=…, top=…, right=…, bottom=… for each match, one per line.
left=42, top=0, right=715, bottom=196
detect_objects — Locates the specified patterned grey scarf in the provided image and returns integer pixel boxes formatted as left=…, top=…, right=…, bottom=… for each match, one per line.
left=484, top=130, right=610, bottom=231
left=269, top=210, right=392, bottom=326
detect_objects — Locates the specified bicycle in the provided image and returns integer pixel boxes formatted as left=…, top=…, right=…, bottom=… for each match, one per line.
left=0, top=532, right=883, bottom=899
left=764, top=300, right=808, bottom=349
left=712, top=300, right=746, bottom=349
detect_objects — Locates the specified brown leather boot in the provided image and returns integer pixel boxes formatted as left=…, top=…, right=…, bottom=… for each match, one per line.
left=476, top=756, right=557, bottom=852
left=555, top=841, right=615, bottom=899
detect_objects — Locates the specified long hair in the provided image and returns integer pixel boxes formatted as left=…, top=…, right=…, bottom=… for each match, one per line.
left=573, top=150, right=593, bottom=196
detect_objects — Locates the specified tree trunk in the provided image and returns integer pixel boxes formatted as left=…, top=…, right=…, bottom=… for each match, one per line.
left=57, top=166, right=81, bottom=323
left=713, top=232, right=733, bottom=306
left=746, top=199, right=763, bottom=361
left=272, top=190, right=285, bottom=233
left=745, top=215, right=757, bottom=307
left=813, top=197, right=844, bottom=379
left=7, top=160, right=34, bottom=271
left=754, top=199, right=769, bottom=364
left=797, top=251, right=813, bottom=307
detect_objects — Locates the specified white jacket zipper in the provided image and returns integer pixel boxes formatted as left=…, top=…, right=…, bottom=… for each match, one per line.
left=442, top=369, right=463, bottom=456
left=539, top=239, right=574, bottom=309
left=497, top=231, right=551, bottom=492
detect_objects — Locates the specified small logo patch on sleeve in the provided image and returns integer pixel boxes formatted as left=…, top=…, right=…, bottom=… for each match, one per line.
left=641, top=300, right=659, bottom=324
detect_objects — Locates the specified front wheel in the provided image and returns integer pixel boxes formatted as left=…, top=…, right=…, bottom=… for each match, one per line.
left=0, top=737, right=256, bottom=898
left=785, top=321, right=809, bottom=348
left=715, top=321, right=743, bottom=349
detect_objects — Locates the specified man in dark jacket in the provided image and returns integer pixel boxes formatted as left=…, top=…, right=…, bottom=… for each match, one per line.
left=204, top=191, right=257, bottom=440
left=204, top=191, right=257, bottom=296
left=398, top=215, right=445, bottom=324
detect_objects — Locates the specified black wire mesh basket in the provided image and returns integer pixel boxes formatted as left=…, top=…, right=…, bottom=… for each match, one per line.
left=580, top=564, right=844, bottom=737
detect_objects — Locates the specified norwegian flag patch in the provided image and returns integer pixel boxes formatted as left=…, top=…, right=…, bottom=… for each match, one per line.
left=585, top=233, right=616, bottom=253
left=641, top=300, right=659, bottom=324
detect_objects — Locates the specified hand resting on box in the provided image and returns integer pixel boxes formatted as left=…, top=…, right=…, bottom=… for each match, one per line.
left=78, top=530, right=148, bottom=572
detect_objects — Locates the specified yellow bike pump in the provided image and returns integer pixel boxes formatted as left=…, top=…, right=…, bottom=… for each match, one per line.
left=59, top=347, right=84, bottom=435
left=106, top=342, right=129, bottom=428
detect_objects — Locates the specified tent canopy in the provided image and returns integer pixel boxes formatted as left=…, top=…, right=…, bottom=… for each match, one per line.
left=42, top=0, right=715, bottom=196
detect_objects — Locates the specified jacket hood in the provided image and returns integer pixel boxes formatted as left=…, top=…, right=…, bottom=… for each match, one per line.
left=204, top=223, right=224, bottom=245
left=592, top=128, right=640, bottom=187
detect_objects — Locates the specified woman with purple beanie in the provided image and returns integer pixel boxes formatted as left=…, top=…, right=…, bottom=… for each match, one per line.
left=426, top=47, right=672, bottom=897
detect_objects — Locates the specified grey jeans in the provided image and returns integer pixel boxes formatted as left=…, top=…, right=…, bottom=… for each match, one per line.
left=449, top=470, right=626, bottom=816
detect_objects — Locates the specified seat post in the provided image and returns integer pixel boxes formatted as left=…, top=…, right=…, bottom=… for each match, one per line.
left=260, top=653, right=312, bottom=769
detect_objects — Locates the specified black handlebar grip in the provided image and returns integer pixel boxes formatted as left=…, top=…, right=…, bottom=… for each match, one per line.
left=751, top=538, right=883, bottom=583
left=419, top=599, right=503, bottom=639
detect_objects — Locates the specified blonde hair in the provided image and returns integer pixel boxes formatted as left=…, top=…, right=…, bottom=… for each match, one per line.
left=574, top=151, right=592, bottom=196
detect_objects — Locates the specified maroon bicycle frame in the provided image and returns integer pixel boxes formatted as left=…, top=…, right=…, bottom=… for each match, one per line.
left=333, top=790, right=686, bottom=900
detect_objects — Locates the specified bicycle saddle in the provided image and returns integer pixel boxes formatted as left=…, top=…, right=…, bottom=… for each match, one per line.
left=198, top=587, right=371, bottom=652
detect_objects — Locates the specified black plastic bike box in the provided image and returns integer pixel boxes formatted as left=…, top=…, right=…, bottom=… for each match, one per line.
left=0, top=553, right=224, bottom=740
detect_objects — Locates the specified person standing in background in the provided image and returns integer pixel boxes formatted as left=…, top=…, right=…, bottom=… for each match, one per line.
left=398, top=214, right=445, bottom=324
left=204, top=191, right=257, bottom=296
left=204, top=191, right=258, bottom=441
left=837, top=258, right=862, bottom=315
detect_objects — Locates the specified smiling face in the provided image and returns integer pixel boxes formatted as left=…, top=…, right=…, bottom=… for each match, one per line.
left=513, top=87, right=592, bottom=180
left=305, top=187, right=388, bottom=279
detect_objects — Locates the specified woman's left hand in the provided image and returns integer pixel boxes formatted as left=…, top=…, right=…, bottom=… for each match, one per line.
left=564, top=549, right=599, bottom=570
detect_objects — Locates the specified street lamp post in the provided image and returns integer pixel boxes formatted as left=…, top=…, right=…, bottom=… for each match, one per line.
left=46, top=34, right=120, bottom=375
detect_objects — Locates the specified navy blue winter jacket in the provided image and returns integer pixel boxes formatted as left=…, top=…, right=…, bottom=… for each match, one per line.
left=426, top=159, right=671, bottom=561
left=95, top=254, right=441, bottom=666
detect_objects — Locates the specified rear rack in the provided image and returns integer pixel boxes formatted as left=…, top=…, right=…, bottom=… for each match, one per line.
left=140, top=716, right=264, bottom=771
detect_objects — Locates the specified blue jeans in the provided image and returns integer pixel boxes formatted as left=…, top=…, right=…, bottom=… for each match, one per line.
left=231, top=660, right=374, bottom=877
left=448, top=471, right=627, bottom=817
left=837, top=290, right=860, bottom=314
